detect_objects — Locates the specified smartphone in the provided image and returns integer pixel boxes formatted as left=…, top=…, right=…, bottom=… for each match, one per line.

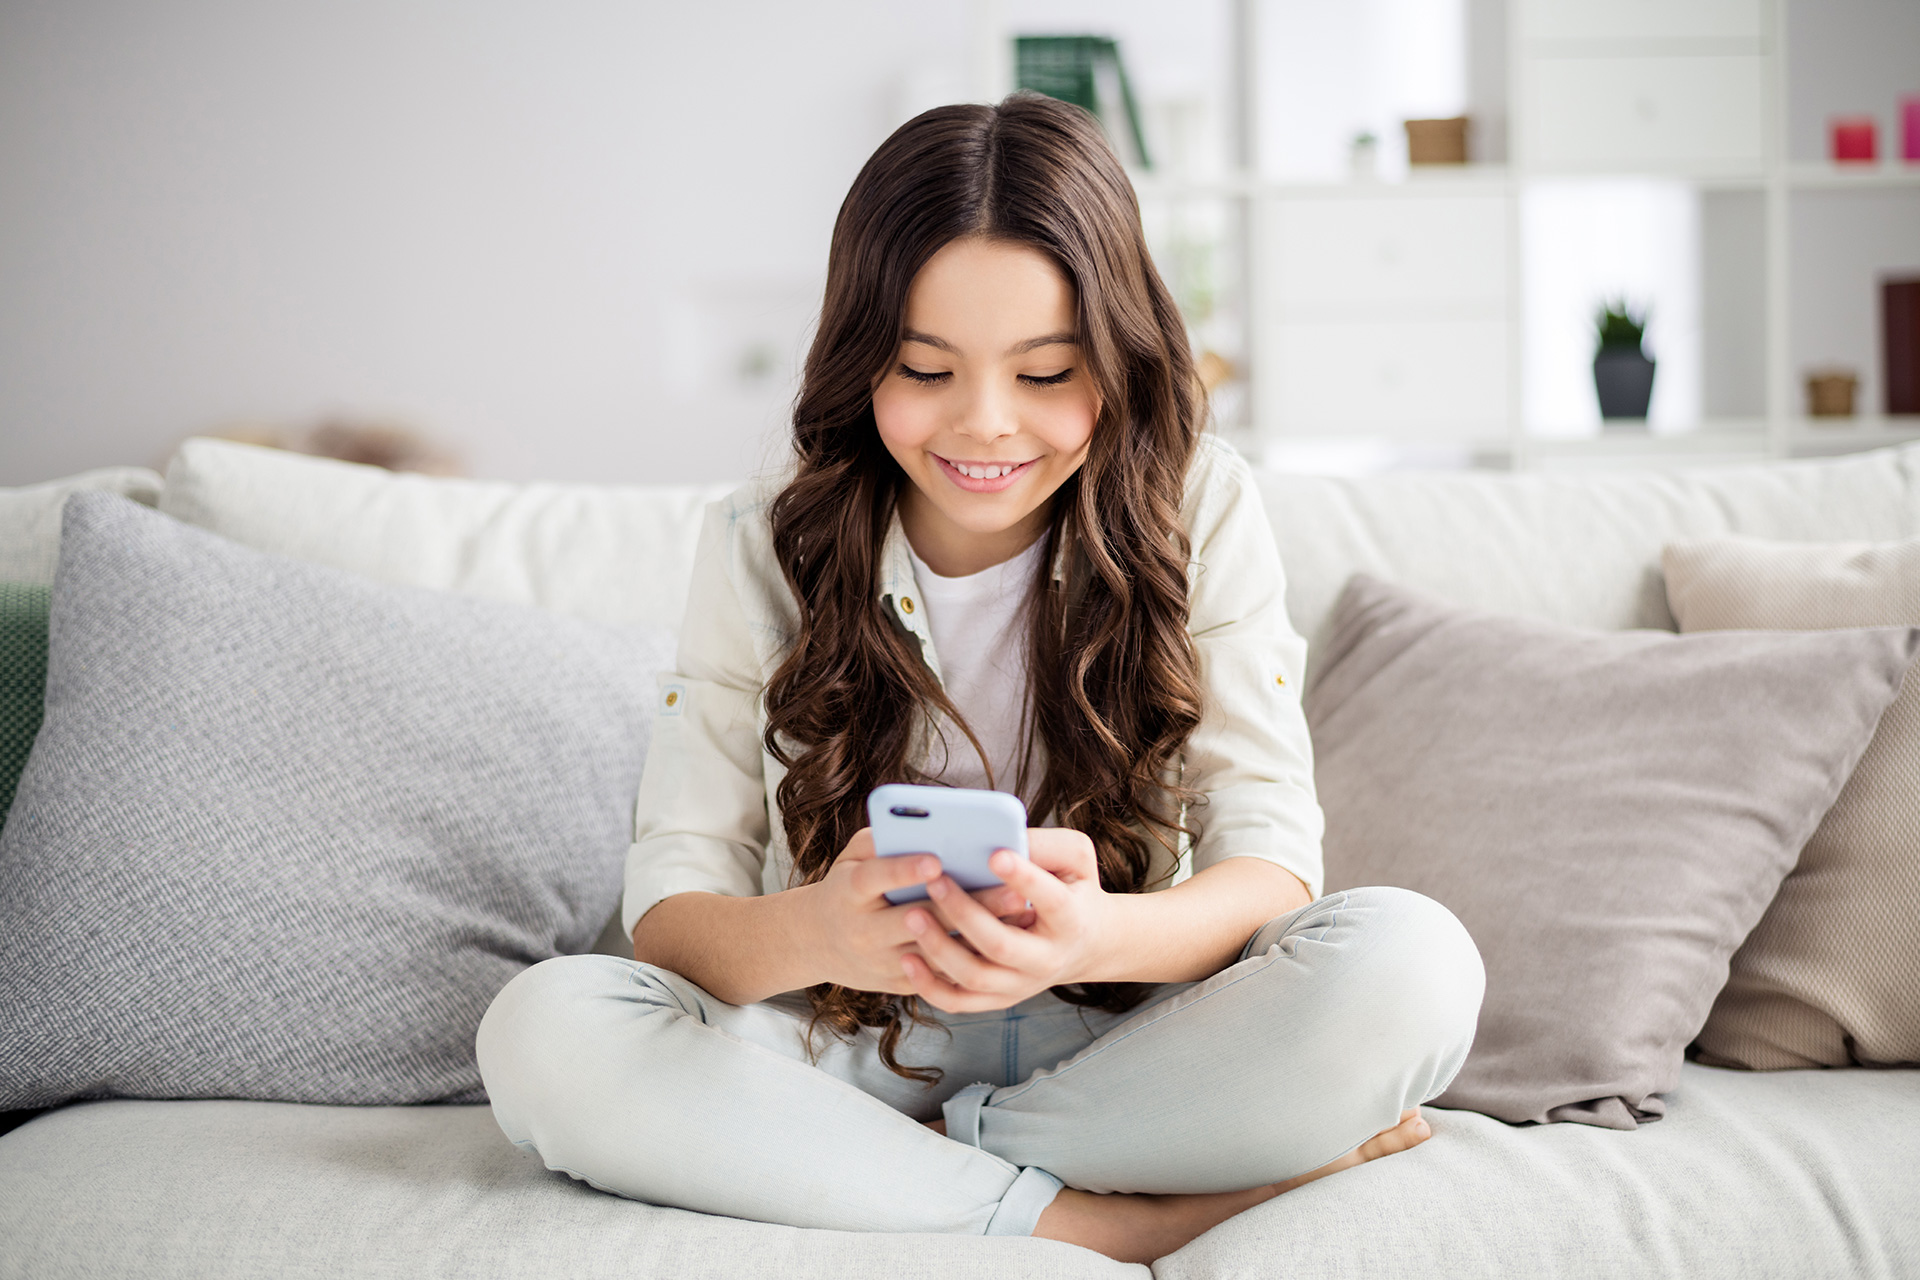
left=867, top=784, right=1029, bottom=906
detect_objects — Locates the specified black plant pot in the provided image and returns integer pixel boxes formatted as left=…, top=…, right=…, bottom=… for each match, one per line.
left=1594, top=348, right=1656, bottom=423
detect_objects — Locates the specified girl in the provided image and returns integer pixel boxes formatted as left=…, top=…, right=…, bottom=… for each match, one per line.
left=477, top=94, right=1484, bottom=1265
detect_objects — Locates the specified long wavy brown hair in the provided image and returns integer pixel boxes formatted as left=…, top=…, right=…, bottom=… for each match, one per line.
left=765, top=93, right=1206, bottom=1083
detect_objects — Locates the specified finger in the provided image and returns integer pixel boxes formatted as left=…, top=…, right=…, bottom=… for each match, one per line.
left=983, top=851, right=1075, bottom=920
left=863, top=954, right=923, bottom=997
left=851, top=853, right=942, bottom=904
left=900, top=950, right=1008, bottom=1014
left=924, top=877, right=1047, bottom=971
left=971, top=883, right=1029, bottom=917
left=905, top=904, right=1019, bottom=992
left=1023, top=830, right=1098, bottom=880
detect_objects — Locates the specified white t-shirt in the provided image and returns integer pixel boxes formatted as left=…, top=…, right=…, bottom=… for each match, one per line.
left=906, top=535, right=1047, bottom=796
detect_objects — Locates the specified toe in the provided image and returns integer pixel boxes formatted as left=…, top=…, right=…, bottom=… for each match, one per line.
left=1358, top=1111, right=1431, bottom=1161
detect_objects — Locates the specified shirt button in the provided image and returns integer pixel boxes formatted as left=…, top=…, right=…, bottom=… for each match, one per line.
left=901, top=596, right=916, bottom=615
left=664, top=690, right=680, bottom=707
left=1274, top=674, right=1286, bottom=688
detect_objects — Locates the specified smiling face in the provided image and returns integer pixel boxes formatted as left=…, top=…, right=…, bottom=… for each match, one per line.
left=871, top=236, right=1101, bottom=578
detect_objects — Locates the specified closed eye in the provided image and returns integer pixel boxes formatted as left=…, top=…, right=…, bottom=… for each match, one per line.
left=1019, top=369, right=1075, bottom=387
left=896, top=364, right=951, bottom=384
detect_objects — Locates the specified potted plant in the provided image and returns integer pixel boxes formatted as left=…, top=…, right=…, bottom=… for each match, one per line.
left=1593, top=297, right=1655, bottom=424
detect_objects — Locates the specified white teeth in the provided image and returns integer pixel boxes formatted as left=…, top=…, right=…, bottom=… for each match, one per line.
left=956, top=462, right=1016, bottom=479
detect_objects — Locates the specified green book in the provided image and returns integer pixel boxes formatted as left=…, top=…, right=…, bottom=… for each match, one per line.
left=1015, top=35, right=1152, bottom=170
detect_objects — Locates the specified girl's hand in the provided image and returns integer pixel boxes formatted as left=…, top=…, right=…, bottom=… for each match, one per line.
left=797, top=828, right=938, bottom=996
left=897, top=828, right=1112, bottom=1013
left=795, top=829, right=1040, bottom=996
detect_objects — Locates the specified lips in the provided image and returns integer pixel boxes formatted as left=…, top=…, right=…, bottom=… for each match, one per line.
left=934, top=454, right=1036, bottom=494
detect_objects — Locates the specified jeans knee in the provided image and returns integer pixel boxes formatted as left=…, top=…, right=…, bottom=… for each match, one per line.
left=476, top=953, right=667, bottom=1131
left=1337, top=885, right=1485, bottom=1077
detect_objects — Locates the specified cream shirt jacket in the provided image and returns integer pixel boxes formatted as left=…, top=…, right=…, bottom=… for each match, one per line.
left=620, top=434, right=1325, bottom=942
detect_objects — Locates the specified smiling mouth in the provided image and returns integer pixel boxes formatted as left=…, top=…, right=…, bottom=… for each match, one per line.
left=936, top=456, right=1035, bottom=480
left=932, top=454, right=1037, bottom=494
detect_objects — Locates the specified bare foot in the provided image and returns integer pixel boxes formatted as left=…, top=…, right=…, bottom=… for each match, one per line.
left=1033, top=1109, right=1431, bottom=1265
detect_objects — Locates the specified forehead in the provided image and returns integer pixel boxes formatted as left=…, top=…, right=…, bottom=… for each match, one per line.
left=903, top=238, right=1077, bottom=342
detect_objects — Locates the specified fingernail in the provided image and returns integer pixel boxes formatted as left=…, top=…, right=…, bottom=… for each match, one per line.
left=920, top=858, right=939, bottom=879
left=1414, top=1117, right=1430, bottom=1136
left=906, top=912, right=926, bottom=934
left=928, top=878, right=947, bottom=898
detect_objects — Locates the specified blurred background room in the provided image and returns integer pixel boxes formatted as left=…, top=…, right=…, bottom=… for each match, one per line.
left=1, top=0, right=1917, bottom=486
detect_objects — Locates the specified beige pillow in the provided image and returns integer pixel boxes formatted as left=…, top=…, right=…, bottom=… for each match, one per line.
left=1664, top=535, right=1920, bottom=1069
left=1308, top=574, right=1917, bottom=1127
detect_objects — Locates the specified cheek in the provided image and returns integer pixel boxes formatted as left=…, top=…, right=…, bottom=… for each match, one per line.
left=872, top=383, right=939, bottom=453
left=1037, top=388, right=1099, bottom=461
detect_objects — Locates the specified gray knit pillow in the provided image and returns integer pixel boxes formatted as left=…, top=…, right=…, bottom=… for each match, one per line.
left=1307, top=575, right=1919, bottom=1129
left=0, top=493, right=669, bottom=1108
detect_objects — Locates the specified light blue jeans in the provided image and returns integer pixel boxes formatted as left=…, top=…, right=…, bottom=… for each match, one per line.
left=475, top=885, right=1484, bottom=1237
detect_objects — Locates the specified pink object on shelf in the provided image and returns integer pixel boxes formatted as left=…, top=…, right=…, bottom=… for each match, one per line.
left=1903, top=96, right=1920, bottom=163
left=1832, top=116, right=1878, bottom=163
left=1832, top=116, right=1879, bottom=162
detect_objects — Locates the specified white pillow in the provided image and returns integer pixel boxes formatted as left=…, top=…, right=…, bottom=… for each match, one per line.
left=159, top=438, right=735, bottom=634
left=0, top=468, right=164, bottom=584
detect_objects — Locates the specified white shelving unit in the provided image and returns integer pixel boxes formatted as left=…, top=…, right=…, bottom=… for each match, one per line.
left=1123, top=0, right=1920, bottom=471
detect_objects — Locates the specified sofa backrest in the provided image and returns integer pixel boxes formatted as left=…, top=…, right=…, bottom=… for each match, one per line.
left=0, top=468, right=163, bottom=584
left=144, top=436, right=1920, bottom=657
left=160, top=438, right=733, bottom=635
left=1258, top=444, right=1920, bottom=663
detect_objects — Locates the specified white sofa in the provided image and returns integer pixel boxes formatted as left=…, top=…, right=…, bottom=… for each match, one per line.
left=2, top=437, right=1917, bottom=1280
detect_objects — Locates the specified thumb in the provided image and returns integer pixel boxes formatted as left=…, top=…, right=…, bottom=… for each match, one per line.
left=837, top=828, right=877, bottom=862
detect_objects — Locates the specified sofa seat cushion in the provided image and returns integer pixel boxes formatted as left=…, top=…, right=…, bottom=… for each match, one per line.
left=0, top=1097, right=1139, bottom=1280
left=0, top=1067, right=1912, bottom=1280
left=1158, top=1064, right=1920, bottom=1280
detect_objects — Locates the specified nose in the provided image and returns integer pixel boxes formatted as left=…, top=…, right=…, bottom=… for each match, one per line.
left=953, top=377, right=1019, bottom=446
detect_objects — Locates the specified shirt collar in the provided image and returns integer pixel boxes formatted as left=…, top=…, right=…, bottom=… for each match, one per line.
left=876, top=510, right=1068, bottom=602
left=875, top=509, right=1067, bottom=675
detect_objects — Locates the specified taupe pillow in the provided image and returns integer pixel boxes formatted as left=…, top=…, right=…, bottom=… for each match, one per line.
left=1306, top=575, right=1917, bottom=1128
left=1665, top=535, right=1920, bottom=1069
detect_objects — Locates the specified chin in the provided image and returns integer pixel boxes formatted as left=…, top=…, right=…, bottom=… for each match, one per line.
left=944, top=504, right=1031, bottom=537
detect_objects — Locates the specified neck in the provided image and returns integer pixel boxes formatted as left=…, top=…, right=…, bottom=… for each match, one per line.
left=897, top=487, right=1050, bottom=578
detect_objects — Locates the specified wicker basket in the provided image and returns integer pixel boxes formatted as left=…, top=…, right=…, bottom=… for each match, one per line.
left=1805, top=370, right=1858, bottom=418
left=1405, top=117, right=1468, bottom=165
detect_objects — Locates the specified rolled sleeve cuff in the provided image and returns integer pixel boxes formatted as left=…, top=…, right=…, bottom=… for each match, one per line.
left=621, top=839, right=764, bottom=939
left=1192, top=829, right=1323, bottom=901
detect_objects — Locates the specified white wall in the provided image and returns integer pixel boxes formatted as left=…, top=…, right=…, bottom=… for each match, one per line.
left=0, top=0, right=1257, bottom=488
left=0, top=0, right=975, bottom=486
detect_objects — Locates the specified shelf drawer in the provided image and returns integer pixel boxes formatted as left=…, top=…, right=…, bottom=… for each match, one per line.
left=1265, top=319, right=1511, bottom=436
left=1267, top=195, right=1509, bottom=316
left=1520, top=53, right=1764, bottom=171
left=1521, top=0, right=1763, bottom=45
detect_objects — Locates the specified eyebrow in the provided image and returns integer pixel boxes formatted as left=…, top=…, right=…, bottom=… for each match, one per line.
left=901, top=329, right=1079, bottom=357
